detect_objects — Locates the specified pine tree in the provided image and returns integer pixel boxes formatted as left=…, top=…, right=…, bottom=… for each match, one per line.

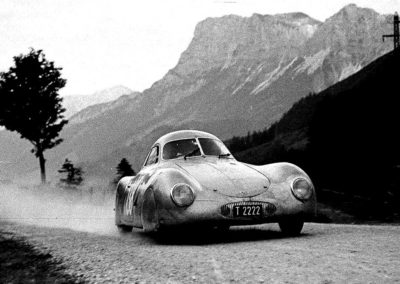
left=58, top=159, right=84, bottom=189
left=113, top=158, right=136, bottom=185
left=0, top=48, right=67, bottom=184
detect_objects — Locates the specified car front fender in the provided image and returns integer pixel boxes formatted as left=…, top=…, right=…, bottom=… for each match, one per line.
left=251, top=162, right=317, bottom=219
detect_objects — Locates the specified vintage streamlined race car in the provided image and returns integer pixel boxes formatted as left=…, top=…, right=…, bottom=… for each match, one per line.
left=115, top=130, right=316, bottom=235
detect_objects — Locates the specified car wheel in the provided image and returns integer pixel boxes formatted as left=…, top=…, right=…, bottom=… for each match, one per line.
left=117, top=224, right=133, bottom=232
left=278, top=218, right=304, bottom=236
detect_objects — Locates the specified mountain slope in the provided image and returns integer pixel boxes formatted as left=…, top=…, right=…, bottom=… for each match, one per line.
left=0, top=86, right=137, bottom=179
left=0, top=4, right=394, bottom=181
left=73, top=5, right=392, bottom=175
left=230, top=48, right=400, bottom=221
left=62, top=85, right=134, bottom=118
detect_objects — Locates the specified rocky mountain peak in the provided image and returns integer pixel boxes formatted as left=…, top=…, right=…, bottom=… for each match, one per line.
left=305, top=3, right=390, bottom=61
left=341, top=3, right=360, bottom=12
left=274, top=12, right=321, bottom=26
left=175, top=12, right=320, bottom=77
left=328, top=3, right=380, bottom=23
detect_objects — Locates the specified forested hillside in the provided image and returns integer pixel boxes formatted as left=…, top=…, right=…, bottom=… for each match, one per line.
left=226, top=48, right=400, bottom=221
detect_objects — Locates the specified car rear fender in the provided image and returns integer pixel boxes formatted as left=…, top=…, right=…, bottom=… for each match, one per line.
left=115, top=176, right=136, bottom=225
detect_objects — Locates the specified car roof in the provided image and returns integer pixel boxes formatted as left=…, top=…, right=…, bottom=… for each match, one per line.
left=153, top=130, right=220, bottom=147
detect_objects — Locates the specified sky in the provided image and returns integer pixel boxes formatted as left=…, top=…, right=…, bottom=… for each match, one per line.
left=1, top=0, right=399, bottom=96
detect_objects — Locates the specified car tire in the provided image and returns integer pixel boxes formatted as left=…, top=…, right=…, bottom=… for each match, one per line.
left=117, top=224, right=133, bottom=232
left=215, top=225, right=230, bottom=232
left=278, top=218, right=304, bottom=236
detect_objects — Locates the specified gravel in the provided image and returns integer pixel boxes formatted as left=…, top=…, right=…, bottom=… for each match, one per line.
left=1, top=222, right=400, bottom=283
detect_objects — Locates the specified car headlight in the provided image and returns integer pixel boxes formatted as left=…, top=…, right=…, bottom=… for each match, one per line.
left=171, top=183, right=195, bottom=207
left=291, top=177, right=313, bottom=201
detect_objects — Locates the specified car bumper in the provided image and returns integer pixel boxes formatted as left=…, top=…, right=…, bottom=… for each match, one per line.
left=158, top=197, right=316, bottom=227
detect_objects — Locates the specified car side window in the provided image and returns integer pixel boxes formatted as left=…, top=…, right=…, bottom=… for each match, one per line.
left=144, top=146, right=159, bottom=167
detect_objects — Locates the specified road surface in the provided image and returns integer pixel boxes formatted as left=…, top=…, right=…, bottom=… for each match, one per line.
left=1, top=222, right=399, bottom=283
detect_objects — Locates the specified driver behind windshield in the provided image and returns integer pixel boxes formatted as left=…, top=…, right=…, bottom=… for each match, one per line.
left=163, top=138, right=231, bottom=160
left=163, top=139, right=200, bottom=160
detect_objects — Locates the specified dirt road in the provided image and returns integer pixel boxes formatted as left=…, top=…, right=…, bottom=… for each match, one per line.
left=1, top=222, right=399, bottom=283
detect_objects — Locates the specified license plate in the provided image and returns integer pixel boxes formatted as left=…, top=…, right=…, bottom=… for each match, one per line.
left=233, top=205, right=262, bottom=217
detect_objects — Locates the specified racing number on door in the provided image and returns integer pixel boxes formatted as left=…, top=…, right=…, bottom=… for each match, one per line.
left=123, top=174, right=145, bottom=215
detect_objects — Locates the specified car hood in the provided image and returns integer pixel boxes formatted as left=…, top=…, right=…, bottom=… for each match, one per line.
left=174, top=158, right=270, bottom=198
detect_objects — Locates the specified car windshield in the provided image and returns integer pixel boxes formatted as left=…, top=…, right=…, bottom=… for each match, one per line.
left=198, top=138, right=231, bottom=157
left=163, top=139, right=201, bottom=160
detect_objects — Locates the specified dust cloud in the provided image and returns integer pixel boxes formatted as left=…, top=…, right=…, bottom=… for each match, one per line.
left=0, top=183, right=117, bottom=235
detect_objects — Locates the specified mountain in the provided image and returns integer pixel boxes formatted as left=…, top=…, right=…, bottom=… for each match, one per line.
left=229, top=48, right=400, bottom=221
left=62, top=85, right=134, bottom=118
left=0, top=4, right=394, bottom=182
